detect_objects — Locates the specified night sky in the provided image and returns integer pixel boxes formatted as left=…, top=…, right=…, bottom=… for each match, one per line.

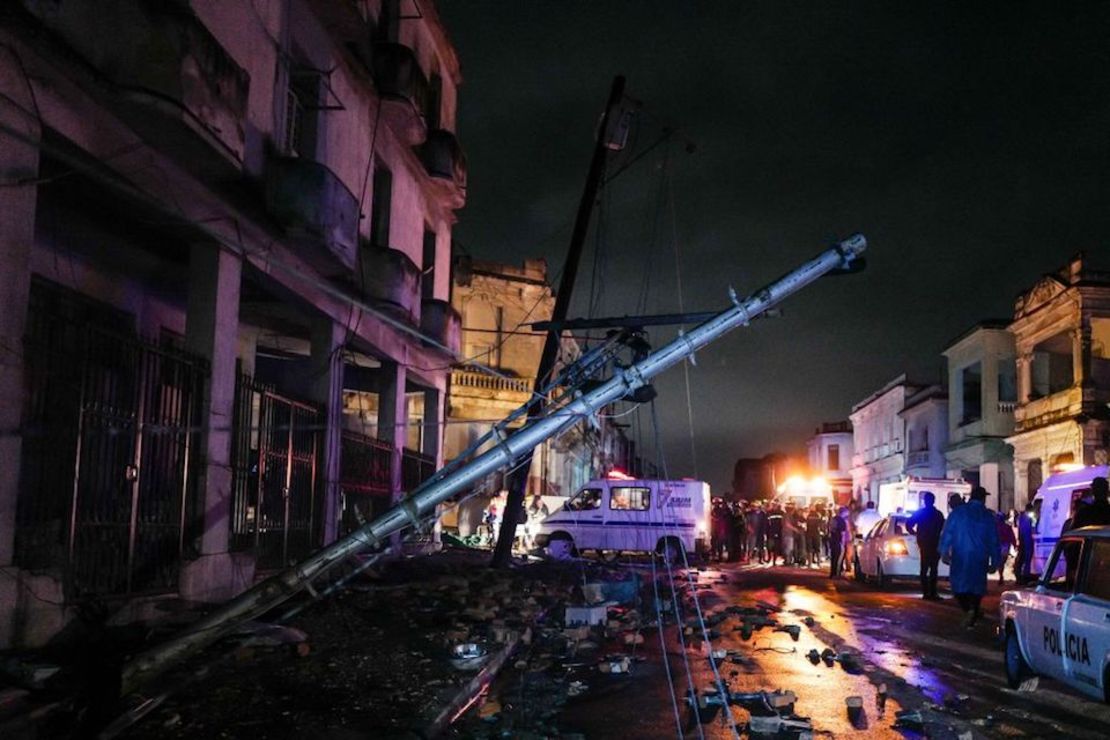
left=438, top=1, right=1110, bottom=492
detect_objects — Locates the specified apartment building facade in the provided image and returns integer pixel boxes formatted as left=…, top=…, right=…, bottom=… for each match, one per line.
left=0, top=0, right=465, bottom=646
left=942, top=321, right=1017, bottom=509
left=849, top=375, right=923, bottom=503
left=1007, top=254, right=1110, bottom=510
left=806, top=421, right=854, bottom=503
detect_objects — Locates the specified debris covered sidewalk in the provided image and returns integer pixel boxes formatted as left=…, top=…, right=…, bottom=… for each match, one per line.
left=112, top=548, right=645, bottom=739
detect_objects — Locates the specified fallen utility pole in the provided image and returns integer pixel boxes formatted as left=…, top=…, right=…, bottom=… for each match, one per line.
left=119, top=234, right=867, bottom=695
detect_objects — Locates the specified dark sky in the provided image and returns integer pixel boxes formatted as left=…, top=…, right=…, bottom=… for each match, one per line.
left=438, top=1, right=1110, bottom=491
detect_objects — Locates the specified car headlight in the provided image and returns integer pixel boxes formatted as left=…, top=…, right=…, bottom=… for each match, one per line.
left=884, top=539, right=908, bottom=556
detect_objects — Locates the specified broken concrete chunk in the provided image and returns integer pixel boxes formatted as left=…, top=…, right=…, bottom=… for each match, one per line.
left=567, top=680, right=588, bottom=698
left=846, top=695, right=864, bottom=723
left=478, top=699, right=502, bottom=719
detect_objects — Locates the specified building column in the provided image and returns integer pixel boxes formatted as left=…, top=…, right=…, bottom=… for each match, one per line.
left=422, top=387, right=444, bottom=546
left=1016, top=353, right=1032, bottom=404
left=180, top=241, right=249, bottom=601
left=0, top=54, right=40, bottom=570
left=1073, top=321, right=1093, bottom=389
left=310, top=318, right=345, bottom=545
left=0, top=51, right=48, bottom=648
left=378, top=361, right=408, bottom=504
left=421, top=387, right=443, bottom=469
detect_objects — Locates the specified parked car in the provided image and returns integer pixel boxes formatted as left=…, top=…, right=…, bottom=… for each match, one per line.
left=853, top=514, right=950, bottom=587
left=999, top=526, right=1110, bottom=700
left=533, top=477, right=710, bottom=563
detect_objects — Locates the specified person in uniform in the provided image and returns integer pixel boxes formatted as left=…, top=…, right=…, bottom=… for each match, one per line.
left=906, top=491, right=945, bottom=600
left=938, top=486, right=999, bottom=628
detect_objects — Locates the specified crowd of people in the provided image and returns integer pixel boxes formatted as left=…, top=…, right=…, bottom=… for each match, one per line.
left=707, top=498, right=853, bottom=570
left=712, top=476, right=1110, bottom=631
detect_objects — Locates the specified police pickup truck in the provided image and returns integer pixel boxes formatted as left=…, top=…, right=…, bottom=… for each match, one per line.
left=1000, top=526, right=1110, bottom=700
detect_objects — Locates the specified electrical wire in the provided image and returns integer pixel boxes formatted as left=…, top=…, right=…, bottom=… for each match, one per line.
left=650, top=400, right=740, bottom=738
left=666, top=161, right=700, bottom=480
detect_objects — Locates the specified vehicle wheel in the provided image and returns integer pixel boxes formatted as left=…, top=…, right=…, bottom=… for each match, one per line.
left=658, top=538, right=685, bottom=567
left=876, top=560, right=888, bottom=589
left=1005, top=626, right=1036, bottom=690
left=853, top=554, right=865, bottom=582
left=546, top=535, right=575, bottom=561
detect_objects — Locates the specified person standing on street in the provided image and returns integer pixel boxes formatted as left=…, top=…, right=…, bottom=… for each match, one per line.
left=1073, top=477, right=1110, bottom=528
left=711, top=499, right=730, bottom=562
left=806, top=506, right=825, bottom=567
left=730, top=502, right=747, bottom=562
left=766, top=503, right=785, bottom=566
left=1015, top=503, right=1036, bottom=584
left=750, top=503, right=768, bottom=563
left=854, top=500, right=881, bottom=539
left=995, top=511, right=1017, bottom=584
left=828, top=506, right=852, bottom=578
left=906, top=491, right=945, bottom=600
left=939, top=486, right=999, bottom=628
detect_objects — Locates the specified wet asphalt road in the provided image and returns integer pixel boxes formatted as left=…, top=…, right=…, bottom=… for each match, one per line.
left=560, top=562, right=1110, bottom=739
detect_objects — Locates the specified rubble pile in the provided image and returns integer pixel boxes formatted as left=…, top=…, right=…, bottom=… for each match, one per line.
left=100, top=551, right=594, bottom=738
left=448, top=567, right=649, bottom=738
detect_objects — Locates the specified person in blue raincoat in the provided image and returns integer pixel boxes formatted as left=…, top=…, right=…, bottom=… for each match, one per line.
left=938, top=486, right=999, bottom=628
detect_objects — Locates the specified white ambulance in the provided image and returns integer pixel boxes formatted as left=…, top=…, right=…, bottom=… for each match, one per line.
left=877, top=476, right=971, bottom=518
left=1000, top=526, right=1110, bottom=699
left=1031, top=465, right=1110, bottom=575
left=533, top=476, right=711, bottom=562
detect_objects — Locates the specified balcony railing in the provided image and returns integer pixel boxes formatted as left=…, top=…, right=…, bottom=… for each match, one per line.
left=418, top=129, right=467, bottom=209
left=360, top=244, right=421, bottom=322
left=997, top=401, right=1017, bottom=414
left=420, top=299, right=461, bottom=353
left=451, top=369, right=534, bottom=394
left=264, top=157, right=359, bottom=276
left=372, top=42, right=428, bottom=145
left=907, top=450, right=931, bottom=467
left=24, top=0, right=250, bottom=175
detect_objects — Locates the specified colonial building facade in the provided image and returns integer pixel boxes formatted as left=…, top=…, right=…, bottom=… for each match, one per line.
left=1, top=0, right=464, bottom=646
left=849, top=375, right=923, bottom=503
left=942, top=321, right=1017, bottom=509
left=442, top=257, right=633, bottom=536
left=900, top=385, right=949, bottom=479
left=806, top=421, right=854, bottom=503
left=1007, top=254, right=1110, bottom=510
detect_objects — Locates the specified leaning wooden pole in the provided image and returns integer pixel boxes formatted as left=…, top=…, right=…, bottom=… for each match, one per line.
left=491, top=75, right=626, bottom=567
left=119, top=235, right=867, bottom=695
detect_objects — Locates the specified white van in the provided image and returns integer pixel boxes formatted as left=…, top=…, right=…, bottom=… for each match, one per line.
left=1031, top=465, right=1109, bottom=575
left=877, top=477, right=971, bottom=518
left=533, top=478, right=710, bottom=562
